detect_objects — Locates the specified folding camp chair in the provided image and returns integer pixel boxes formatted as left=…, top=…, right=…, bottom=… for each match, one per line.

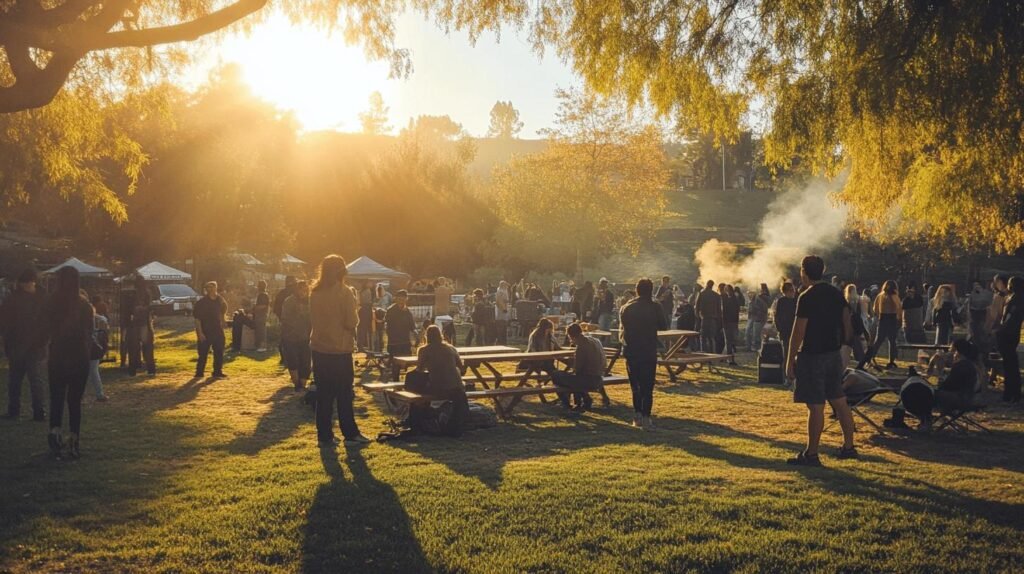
left=933, top=403, right=992, bottom=434
left=826, top=366, right=899, bottom=435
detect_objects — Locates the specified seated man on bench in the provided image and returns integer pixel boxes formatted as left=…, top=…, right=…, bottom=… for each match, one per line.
left=551, top=323, right=605, bottom=413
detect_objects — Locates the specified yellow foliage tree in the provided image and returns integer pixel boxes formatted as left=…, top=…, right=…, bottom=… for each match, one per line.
left=492, top=88, right=669, bottom=278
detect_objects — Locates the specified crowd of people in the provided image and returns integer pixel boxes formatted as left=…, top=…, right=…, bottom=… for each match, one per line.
left=4, top=253, right=1024, bottom=461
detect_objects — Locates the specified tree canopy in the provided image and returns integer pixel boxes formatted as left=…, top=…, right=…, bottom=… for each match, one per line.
left=359, top=91, right=391, bottom=135
left=486, top=100, right=523, bottom=139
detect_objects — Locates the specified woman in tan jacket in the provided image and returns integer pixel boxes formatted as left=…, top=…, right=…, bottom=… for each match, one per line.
left=870, top=280, right=903, bottom=370
left=309, top=255, right=369, bottom=446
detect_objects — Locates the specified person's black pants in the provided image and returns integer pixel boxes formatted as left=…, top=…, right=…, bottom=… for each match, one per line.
left=312, top=351, right=361, bottom=441
left=196, top=334, right=226, bottom=377
left=49, top=358, right=88, bottom=434
left=282, top=339, right=312, bottom=382
left=999, top=340, right=1021, bottom=402
left=871, top=314, right=900, bottom=364
left=626, top=357, right=657, bottom=416
left=387, top=344, right=412, bottom=358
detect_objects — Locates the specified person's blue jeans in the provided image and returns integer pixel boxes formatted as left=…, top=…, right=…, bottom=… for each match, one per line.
left=746, top=321, right=764, bottom=350
left=7, top=354, right=47, bottom=417
left=597, top=312, right=612, bottom=331
left=87, top=359, right=104, bottom=398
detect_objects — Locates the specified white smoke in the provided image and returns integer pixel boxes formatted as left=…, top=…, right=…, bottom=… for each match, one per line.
left=694, top=176, right=848, bottom=289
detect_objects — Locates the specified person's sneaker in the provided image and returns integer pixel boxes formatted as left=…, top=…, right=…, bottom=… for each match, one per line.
left=344, top=434, right=371, bottom=445
left=96, top=394, right=109, bottom=402
left=836, top=446, right=859, bottom=460
left=318, top=436, right=340, bottom=448
left=631, top=413, right=642, bottom=428
left=642, top=416, right=656, bottom=431
left=67, top=433, right=80, bottom=459
left=786, top=451, right=822, bottom=467
left=213, top=373, right=228, bottom=379
left=193, top=372, right=204, bottom=380
left=48, top=429, right=63, bottom=457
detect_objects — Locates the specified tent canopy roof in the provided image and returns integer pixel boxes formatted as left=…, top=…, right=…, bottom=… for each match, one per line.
left=345, top=256, right=410, bottom=287
left=133, top=261, right=191, bottom=282
left=42, top=257, right=111, bottom=277
left=281, top=254, right=305, bottom=265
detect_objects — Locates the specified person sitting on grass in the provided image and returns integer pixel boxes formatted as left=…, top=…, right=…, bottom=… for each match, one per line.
left=550, top=323, right=605, bottom=414
left=785, top=255, right=858, bottom=466
left=385, top=290, right=417, bottom=359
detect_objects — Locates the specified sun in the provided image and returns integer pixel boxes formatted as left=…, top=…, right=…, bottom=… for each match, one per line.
left=212, top=13, right=396, bottom=132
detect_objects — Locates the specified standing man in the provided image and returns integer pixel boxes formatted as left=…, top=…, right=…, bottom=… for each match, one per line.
left=785, top=255, right=857, bottom=466
left=281, top=280, right=312, bottom=391
left=129, top=275, right=156, bottom=376
left=384, top=290, right=417, bottom=358
left=746, top=285, right=771, bottom=351
left=695, top=280, right=723, bottom=353
left=773, top=281, right=798, bottom=362
left=272, top=276, right=297, bottom=363
left=620, top=278, right=668, bottom=430
left=193, top=281, right=229, bottom=380
left=0, top=269, right=48, bottom=420
left=253, top=280, right=271, bottom=353
left=655, top=276, right=674, bottom=324
left=996, top=277, right=1023, bottom=403
left=592, top=279, right=616, bottom=331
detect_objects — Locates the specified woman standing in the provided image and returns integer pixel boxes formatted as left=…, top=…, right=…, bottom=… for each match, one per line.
left=842, top=285, right=868, bottom=366
left=871, top=280, right=903, bottom=370
left=932, top=285, right=958, bottom=346
left=281, top=280, right=312, bottom=392
left=46, top=266, right=95, bottom=459
left=996, top=277, right=1024, bottom=403
left=309, top=256, right=369, bottom=446
left=253, top=280, right=270, bottom=352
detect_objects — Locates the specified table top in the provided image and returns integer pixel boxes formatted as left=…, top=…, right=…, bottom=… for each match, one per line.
left=454, top=345, right=519, bottom=355
left=609, top=329, right=698, bottom=337
left=393, top=349, right=574, bottom=367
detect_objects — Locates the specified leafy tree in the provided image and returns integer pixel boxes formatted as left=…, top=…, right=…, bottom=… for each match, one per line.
left=358, top=91, right=391, bottom=135
left=492, top=88, right=670, bottom=278
left=486, top=100, right=523, bottom=139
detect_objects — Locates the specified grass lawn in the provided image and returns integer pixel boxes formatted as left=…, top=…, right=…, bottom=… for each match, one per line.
left=2, top=317, right=1023, bottom=573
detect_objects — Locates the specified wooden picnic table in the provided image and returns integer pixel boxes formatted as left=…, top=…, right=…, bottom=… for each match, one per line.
left=392, top=349, right=575, bottom=390
left=605, top=330, right=700, bottom=373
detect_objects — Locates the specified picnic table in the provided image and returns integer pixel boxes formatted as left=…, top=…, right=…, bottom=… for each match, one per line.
left=606, top=330, right=730, bottom=381
left=392, top=349, right=575, bottom=389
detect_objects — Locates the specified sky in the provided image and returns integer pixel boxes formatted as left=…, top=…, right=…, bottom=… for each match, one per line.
left=191, top=10, right=579, bottom=136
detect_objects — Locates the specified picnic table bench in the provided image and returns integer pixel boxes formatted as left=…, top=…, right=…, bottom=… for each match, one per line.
left=386, top=375, right=630, bottom=419
left=606, top=329, right=731, bottom=381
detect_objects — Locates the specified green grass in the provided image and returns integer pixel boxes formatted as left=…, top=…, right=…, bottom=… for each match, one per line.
left=2, top=317, right=1023, bottom=572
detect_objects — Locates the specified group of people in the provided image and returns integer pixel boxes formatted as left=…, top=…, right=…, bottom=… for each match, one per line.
left=1, top=267, right=110, bottom=459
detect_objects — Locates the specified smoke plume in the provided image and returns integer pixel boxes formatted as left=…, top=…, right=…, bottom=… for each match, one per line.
left=694, top=177, right=848, bottom=288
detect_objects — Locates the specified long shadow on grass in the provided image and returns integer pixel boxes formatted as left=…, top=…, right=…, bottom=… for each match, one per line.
left=388, top=408, right=1024, bottom=532
left=302, top=448, right=432, bottom=573
left=225, top=385, right=307, bottom=455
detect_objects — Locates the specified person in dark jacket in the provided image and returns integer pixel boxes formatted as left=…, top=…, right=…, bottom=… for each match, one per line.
left=45, top=266, right=95, bottom=459
left=385, top=290, right=418, bottom=357
left=573, top=280, right=595, bottom=322
left=720, top=284, right=740, bottom=362
left=280, top=281, right=312, bottom=390
left=128, top=275, right=156, bottom=376
left=194, top=281, right=229, bottom=380
left=997, top=276, right=1024, bottom=403
left=592, top=279, right=616, bottom=331
left=415, top=325, right=470, bottom=430
left=655, top=276, right=674, bottom=324
left=695, top=280, right=723, bottom=353
left=773, top=282, right=798, bottom=361
left=934, top=339, right=980, bottom=414
left=0, top=269, right=48, bottom=420
left=901, top=283, right=926, bottom=343
left=620, top=278, right=668, bottom=429
left=746, top=285, right=771, bottom=351
left=272, top=275, right=297, bottom=363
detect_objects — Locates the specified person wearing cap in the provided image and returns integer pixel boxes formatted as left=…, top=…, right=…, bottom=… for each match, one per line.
left=0, top=269, right=48, bottom=420
left=193, top=281, right=229, bottom=379
left=385, top=289, right=417, bottom=358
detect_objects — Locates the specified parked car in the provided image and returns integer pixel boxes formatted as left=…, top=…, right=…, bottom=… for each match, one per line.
left=152, top=283, right=200, bottom=316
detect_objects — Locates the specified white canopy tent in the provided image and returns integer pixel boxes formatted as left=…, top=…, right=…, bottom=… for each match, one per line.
left=281, top=254, right=305, bottom=266
left=130, top=261, right=192, bottom=282
left=345, top=256, right=411, bottom=288
left=42, top=257, right=111, bottom=277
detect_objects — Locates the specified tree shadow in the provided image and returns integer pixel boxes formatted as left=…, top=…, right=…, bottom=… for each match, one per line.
left=302, top=447, right=432, bottom=573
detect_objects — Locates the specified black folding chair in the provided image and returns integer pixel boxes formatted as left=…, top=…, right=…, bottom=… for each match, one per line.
left=934, top=403, right=992, bottom=434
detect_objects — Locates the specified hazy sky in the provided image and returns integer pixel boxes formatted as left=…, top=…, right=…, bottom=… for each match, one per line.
left=193, top=10, right=579, bottom=136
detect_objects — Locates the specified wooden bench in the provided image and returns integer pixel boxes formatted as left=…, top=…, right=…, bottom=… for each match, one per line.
left=362, top=372, right=553, bottom=393
left=386, top=375, right=630, bottom=419
left=657, top=353, right=734, bottom=382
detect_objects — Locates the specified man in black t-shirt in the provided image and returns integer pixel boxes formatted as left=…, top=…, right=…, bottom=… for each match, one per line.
left=194, top=281, right=229, bottom=379
left=384, top=290, right=417, bottom=358
left=785, top=256, right=857, bottom=466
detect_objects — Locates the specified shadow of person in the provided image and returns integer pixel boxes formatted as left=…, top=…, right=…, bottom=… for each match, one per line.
left=302, top=447, right=431, bottom=573
left=224, top=386, right=306, bottom=455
